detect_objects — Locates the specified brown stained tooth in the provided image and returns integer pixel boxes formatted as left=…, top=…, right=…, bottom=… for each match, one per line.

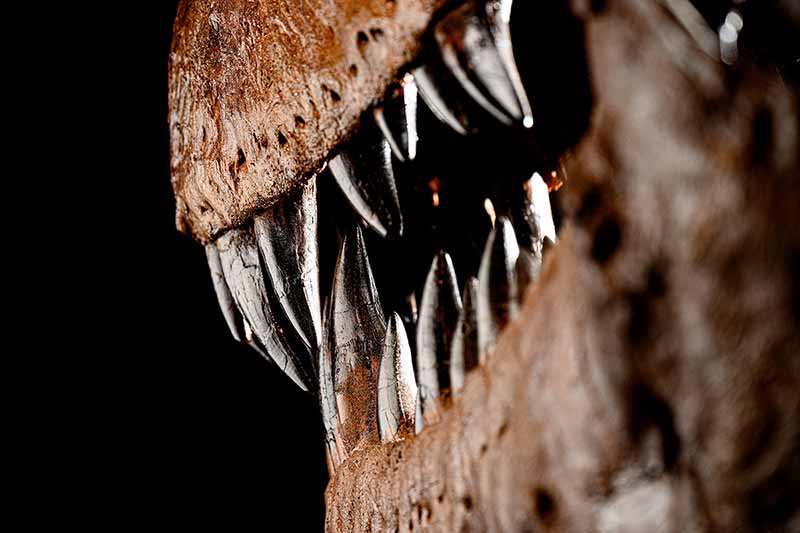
left=216, top=228, right=316, bottom=392
left=205, top=244, right=246, bottom=342
left=330, top=225, right=387, bottom=452
left=434, top=0, right=532, bottom=127
left=412, top=63, right=474, bottom=136
left=416, top=251, right=463, bottom=424
left=373, top=73, right=418, bottom=163
left=450, top=277, right=479, bottom=394
left=377, top=313, right=418, bottom=442
left=477, top=216, right=520, bottom=355
left=253, top=179, right=322, bottom=352
left=329, top=117, right=403, bottom=239
left=319, top=298, right=343, bottom=469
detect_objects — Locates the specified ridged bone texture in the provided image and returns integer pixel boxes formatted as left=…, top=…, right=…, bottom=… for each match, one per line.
left=169, top=0, right=448, bottom=244
left=324, top=1, right=800, bottom=531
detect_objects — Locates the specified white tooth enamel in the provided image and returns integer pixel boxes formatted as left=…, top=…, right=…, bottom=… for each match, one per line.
left=205, top=244, right=245, bottom=342
left=530, top=172, right=557, bottom=245
left=378, top=313, right=418, bottom=442
left=403, top=74, right=418, bottom=161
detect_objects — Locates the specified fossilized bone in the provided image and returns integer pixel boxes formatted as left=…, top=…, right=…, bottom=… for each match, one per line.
left=169, top=0, right=800, bottom=531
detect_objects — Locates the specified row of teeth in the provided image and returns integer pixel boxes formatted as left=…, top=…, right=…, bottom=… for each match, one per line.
left=203, top=0, right=557, bottom=467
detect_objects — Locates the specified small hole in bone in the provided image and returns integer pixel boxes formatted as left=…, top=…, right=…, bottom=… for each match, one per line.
left=295, top=115, right=306, bottom=128
left=236, top=148, right=246, bottom=168
left=369, top=28, right=384, bottom=40
left=349, top=64, right=358, bottom=77
left=277, top=131, right=288, bottom=146
left=462, top=496, right=473, bottom=511
left=533, top=488, right=557, bottom=524
left=357, top=31, right=369, bottom=46
left=329, top=90, right=341, bottom=103
left=591, top=216, right=621, bottom=264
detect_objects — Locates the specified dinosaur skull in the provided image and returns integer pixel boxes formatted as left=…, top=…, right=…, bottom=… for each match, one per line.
left=168, top=0, right=800, bottom=531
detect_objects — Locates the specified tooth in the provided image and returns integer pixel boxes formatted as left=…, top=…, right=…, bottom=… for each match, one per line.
left=450, top=277, right=479, bottom=393
left=243, top=320, right=275, bottom=364
left=329, top=118, right=403, bottom=239
left=205, top=244, right=246, bottom=342
left=378, top=313, right=418, bottom=442
left=330, top=225, right=386, bottom=451
left=412, top=63, right=473, bottom=136
left=254, top=179, right=322, bottom=352
left=434, top=0, right=532, bottom=127
left=319, top=298, right=343, bottom=468
left=526, top=172, right=557, bottom=246
left=477, top=217, right=520, bottom=355
left=415, top=388, right=425, bottom=435
left=373, top=73, right=418, bottom=162
left=515, top=248, right=542, bottom=300
left=217, top=228, right=315, bottom=392
left=416, top=251, right=463, bottom=423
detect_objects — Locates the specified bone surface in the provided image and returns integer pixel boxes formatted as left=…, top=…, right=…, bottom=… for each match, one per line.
left=254, top=179, right=322, bottom=353
left=377, top=313, right=418, bottom=443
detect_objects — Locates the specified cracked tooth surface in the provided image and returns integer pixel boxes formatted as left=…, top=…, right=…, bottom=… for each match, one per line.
left=377, top=313, right=418, bottom=443
left=217, top=228, right=315, bottom=392
left=329, top=117, right=403, bottom=239
left=477, top=216, right=520, bottom=355
left=434, top=0, right=532, bottom=127
left=319, top=298, right=343, bottom=469
left=373, top=73, right=418, bottom=163
left=205, top=243, right=246, bottom=342
left=254, top=179, right=322, bottom=352
left=330, top=225, right=386, bottom=452
left=450, top=277, right=479, bottom=393
left=416, top=251, right=462, bottom=423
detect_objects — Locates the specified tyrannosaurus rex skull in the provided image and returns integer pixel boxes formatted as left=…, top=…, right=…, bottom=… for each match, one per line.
left=168, top=0, right=800, bottom=530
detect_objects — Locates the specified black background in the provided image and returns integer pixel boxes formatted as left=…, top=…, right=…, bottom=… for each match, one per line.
left=72, top=2, right=328, bottom=529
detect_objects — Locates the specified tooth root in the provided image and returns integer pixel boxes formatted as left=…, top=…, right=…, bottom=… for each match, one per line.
left=434, top=0, right=532, bottom=127
left=416, top=251, right=463, bottom=423
left=374, top=74, right=418, bottom=163
left=330, top=225, right=387, bottom=452
left=217, top=228, right=315, bottom=392
left=477, top=217, right=520, bottom=355
left=412, top=63, right=473, bottom=136
left=254, top=179, right=322, bottom=353
left=205, top=244, right=246, bottom=342
left=378, top=313, right=418, bottom=442
left=319, top=298, right=343, bottom=469
left=329, top=118, right=403, bottom=239
left=450, top=277, right=479, bottom=394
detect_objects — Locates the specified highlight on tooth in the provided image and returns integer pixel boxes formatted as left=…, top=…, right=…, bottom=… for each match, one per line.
left=527, top=172, right=557, bottom=246
left=205, top=243, right=246, bottom=343
left=329, top=225, right=387, bottom=451
left=416, top=251, right=463, bottom=423
left=377, top=313, right=418, bottom=442
left=329, top=117, right=403, bottom=239
left=373, top=73, right=418, bottom=163
left=254, top=179, right=322, bottom=353
left=477, top=216, right=520, bottom=355
left=450, top=277, right=480, bottom=394
left=216, top=228, right=316, bottom=392
left=412, top=63, right=473, bottom=136
left=434, top=0, right=532, bottom=127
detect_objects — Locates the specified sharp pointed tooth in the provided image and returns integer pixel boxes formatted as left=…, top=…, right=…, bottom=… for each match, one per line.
left=515, top=248, right=543, bottom=300
left=373, top=73, right=418, bottom=162
left=217, top=228, right=315, bottom=392
left=434, top=0, right=532, bottom=127
left=378, top=313, right=418, bottom=442
left=526, top=172, right=557, bottom=246
left=330, top=225, right=386, bottom=451
left=450, top=277, right=479, bottom=394
left=477, top=217, right=520, bottom=355
left=416, top=251, right=463, bottom=424
left=319, top=298, right=343, bottom=468
left=205, top=244, right=246, bottom=342
left=254, top=179, right=322, bottom=352
left=329, top=118, right=403, bottom=239
left=412, top=63, right=473, bottom=136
